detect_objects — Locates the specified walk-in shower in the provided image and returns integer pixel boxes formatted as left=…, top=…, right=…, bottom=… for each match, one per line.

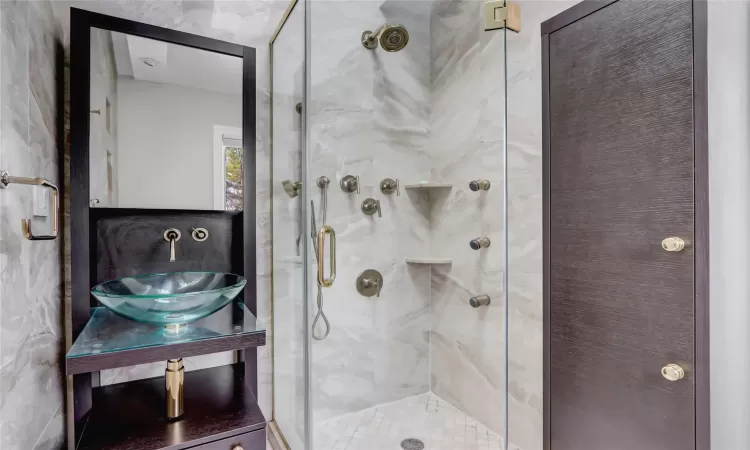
left=269, top=1, right=541, bottom=449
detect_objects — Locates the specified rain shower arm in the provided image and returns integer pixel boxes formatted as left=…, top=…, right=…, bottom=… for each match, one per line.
left=362, top=24, right=385, bottom=48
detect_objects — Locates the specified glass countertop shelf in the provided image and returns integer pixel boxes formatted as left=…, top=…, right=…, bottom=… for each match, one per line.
left=66, top=300, right=265, bottom=363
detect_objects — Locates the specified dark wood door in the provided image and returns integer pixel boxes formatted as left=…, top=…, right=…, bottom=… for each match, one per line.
left=543, top=1, right=708, bottom=449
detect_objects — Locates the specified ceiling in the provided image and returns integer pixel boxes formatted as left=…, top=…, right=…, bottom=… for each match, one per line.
left=111, top=31, right=243, bottom=95
left=52, top=0, right=289, bottom=51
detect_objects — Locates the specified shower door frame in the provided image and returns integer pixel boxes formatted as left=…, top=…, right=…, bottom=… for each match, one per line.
left=268, top=0, right=312, bottom=448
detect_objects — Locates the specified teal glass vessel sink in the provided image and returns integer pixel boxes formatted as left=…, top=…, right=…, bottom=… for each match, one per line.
left=91, top=272, right=246, bottom=325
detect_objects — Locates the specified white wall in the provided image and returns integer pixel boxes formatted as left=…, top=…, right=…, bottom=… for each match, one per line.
left=116, top=78, right=241, bottom=210
left=707, top=1, right=750, bottom=449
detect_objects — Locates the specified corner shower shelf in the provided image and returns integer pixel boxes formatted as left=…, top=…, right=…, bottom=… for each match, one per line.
left=65, top=300, right=266, bottom=375
left=403, top=182, right=453, bottom=190
left=405, top=257, right=453, bottom=264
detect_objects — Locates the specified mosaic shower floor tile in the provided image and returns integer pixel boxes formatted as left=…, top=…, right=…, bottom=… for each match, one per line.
left=314, top=393, right=515, bottom=450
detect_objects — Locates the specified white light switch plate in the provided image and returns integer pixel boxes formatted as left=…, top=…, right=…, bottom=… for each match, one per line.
left=33, top=185, right=49, bottom=217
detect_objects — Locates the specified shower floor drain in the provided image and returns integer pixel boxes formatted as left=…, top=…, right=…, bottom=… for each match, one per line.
left=400, top=438, right=425, bottom=450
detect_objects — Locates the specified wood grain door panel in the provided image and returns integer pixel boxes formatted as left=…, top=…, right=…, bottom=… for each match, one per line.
left=547, top=1, right=696, bottom=449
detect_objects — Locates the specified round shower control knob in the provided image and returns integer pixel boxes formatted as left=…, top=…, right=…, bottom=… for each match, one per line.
left=231, top=446, right=244, bottom=450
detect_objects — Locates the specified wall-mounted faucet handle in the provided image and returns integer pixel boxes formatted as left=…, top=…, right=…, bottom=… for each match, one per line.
left=469, top=236, right=491, bottom=250
left=380, top=178, right=400, bottom=196
left=191, top=227, right=208, bottom=242
left=340, top=175, right=360, bottom=194
left=362, top=198, right=381, bottom=217
left=356, top=269, right=383, bottom=298
left=469, top=180, right=491, bottom=191
left=164, top=228, right=181, bottom=262
left=469, top=295, right=491, bottom=308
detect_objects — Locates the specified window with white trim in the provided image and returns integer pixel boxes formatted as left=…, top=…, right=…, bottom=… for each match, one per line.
left=213, top=126, right=243, bottom=211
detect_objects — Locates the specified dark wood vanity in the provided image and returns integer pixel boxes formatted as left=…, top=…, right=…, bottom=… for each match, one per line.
left=66, top=8, right=266, bottom=449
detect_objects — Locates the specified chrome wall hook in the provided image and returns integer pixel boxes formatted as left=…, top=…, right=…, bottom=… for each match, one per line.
left=0, top=170, right=59, bottom=240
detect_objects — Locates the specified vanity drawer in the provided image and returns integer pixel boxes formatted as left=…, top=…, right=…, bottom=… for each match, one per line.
left=191, top=428, right=266, bottom=450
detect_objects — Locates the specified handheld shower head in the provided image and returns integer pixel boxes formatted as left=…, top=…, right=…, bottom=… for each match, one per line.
left=361, top=24, right=409, bottom=52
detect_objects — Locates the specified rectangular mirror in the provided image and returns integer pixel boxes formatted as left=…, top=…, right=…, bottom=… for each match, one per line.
left=89, top=28, right=244, bottom=211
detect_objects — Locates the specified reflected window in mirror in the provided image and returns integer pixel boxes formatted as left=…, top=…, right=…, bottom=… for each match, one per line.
left=89, top=28, right=243, bottom=211
left=213, top=126, right=243, bottom=211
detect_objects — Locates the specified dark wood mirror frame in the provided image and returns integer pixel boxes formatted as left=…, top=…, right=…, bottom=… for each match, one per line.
left=68, top=8, right=263, bottom=449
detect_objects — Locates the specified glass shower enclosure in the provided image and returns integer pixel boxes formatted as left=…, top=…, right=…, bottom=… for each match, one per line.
left=270, top=1, right=518, bottom=449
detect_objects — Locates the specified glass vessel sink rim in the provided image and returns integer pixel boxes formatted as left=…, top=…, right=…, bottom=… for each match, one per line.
left=91, top=271, right=247, bottom=299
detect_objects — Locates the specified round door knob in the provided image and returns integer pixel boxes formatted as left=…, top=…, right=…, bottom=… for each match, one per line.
left=661, top=363, right=685, bottom=381
left=661, top=237, right=686, bottom=252
left=231, top=445, right=244, bottom=450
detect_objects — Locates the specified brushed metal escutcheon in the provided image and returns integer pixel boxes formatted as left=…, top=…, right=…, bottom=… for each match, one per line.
left=356, top=269, right=383, bottom=298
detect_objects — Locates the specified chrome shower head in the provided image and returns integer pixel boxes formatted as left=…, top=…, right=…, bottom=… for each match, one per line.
left=361, top=24, right=409, bottom=52
left=380, top=25, right=409, bottom=51
left=282, top=179, right=302, bottom=198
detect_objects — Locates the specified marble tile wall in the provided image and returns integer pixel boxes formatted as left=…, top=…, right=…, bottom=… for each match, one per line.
left=0, top=1, right=66, bottom=449
left=428, top=2, right=575, bottom=450
left=428, top=0, right=508, bottom=439
left=307, top=0, right=433, bottom=421
left=504, top=3, right=574, bottom=449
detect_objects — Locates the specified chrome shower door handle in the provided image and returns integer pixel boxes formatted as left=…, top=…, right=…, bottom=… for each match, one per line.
left=317, top=225, right=336, bottom=287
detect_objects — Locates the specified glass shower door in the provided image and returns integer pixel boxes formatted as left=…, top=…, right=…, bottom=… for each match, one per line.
left=270, top=0, right=307, bottom=448
left=303, top=1, right=510, bottom=449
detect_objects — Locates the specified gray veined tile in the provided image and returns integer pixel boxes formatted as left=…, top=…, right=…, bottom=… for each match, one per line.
left=29, top=0, right=61, bottom=135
